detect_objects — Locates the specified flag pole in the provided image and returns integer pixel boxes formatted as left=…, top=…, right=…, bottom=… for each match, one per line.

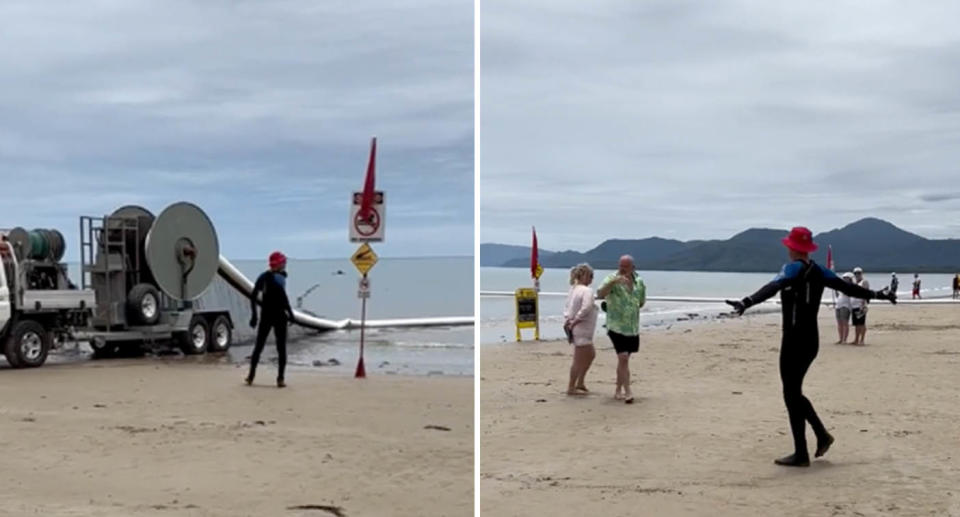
left=531, top=226, right=540, bottom=340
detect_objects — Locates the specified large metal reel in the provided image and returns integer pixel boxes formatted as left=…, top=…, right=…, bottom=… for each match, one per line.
left=144, top=202, right=220, bottom=301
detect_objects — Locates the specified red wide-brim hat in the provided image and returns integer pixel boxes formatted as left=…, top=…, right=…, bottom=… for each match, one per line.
left=781, top=226, right=818, bottom=253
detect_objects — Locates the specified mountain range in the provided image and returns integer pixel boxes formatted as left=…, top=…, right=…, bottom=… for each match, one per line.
left=481, top=218, right=960, bottom=273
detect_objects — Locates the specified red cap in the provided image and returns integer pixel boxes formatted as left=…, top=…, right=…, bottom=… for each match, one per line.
left=781, top=227, right=818, bottom=253
left=269, top=251, right=287, bottom=269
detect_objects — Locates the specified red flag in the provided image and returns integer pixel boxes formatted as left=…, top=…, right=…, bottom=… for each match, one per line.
left=826, top=245, right=833, bottom=271
left=531, top=227, right=539, bottom=278
left=360, top=137, right=377, bottom=219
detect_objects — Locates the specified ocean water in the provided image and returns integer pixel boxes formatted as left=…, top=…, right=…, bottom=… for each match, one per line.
left=480, top=267, right=956, bottom=344
left=58, top=257, right=474, bottom=376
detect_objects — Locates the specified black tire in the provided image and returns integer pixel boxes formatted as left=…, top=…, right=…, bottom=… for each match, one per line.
left=208, top=315, right=232, bottom=353
left=177, top=316, right=209, bottom=355
left=127, top=283, right=161, bottom=325
left=3, top=319, right=51, bottom=368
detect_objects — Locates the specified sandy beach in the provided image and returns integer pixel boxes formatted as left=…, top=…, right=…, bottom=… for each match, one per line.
left=480, top=304, right=960, bottom=516
left=0, top=359, right=473, bottom=517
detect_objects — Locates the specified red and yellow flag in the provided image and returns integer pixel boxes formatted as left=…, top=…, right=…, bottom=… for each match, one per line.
left=531, top=227, right=543, bottom=279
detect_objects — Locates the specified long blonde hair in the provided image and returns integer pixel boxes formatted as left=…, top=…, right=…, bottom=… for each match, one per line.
left=569, top=263, right=594, bottom=285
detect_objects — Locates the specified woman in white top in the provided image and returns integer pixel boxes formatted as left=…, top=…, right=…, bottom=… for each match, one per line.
left=563, top=263, right=598, bottom=396
left=834, top=272, right=854, bottom=344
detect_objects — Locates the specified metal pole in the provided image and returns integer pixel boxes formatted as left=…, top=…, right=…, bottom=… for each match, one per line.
left=360, top=278, right=366, bottom=358
left=356, top=272, right=367, bottom=378
left=534, top=278, right=540, bottom=341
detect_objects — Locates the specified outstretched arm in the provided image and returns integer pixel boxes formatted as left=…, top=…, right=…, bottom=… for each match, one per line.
left=726, top=263, right=798, bottom=315
left=824, top=268, right=895, bottom=303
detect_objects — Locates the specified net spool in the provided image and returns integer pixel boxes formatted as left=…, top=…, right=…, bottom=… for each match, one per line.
left=6, top=227, right=66, bottom=261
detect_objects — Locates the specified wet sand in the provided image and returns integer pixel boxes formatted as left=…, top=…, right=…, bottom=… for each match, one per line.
left=480, top=304, right=960, bottom=516
left=0, top=359, right=472, bottom=517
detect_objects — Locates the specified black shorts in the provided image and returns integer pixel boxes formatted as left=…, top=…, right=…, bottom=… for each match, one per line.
left=608, top=330, right=639, bottom=355
left=851, top=308, right=867, bottom=326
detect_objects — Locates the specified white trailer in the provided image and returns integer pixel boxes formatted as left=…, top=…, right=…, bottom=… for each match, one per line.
left=0, top=203, right=234, bottom=368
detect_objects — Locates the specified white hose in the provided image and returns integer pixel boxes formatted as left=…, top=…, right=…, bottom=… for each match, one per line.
left=218, top=256, right=473, bottom=330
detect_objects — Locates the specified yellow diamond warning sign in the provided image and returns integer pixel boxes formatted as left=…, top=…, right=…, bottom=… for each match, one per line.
left=351, top=243, right=378, bottom=275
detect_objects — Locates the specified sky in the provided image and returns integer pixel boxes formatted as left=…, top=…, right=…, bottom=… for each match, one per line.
left=0, top=0, right=473, bottom=261
left=480, top=0, right=960, bottom=250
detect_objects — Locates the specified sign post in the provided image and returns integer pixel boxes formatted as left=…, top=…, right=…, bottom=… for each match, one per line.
left=349, top=136, right=384, bottom=378
left=515, top=287, right=539, bottom=341
left=351, top=243, right=378, bottom=378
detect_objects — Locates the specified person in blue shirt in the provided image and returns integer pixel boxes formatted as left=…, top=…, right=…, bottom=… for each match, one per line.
left=246, top=251, right=295, bottom=388
left=726, top=227, right=896, bottom=467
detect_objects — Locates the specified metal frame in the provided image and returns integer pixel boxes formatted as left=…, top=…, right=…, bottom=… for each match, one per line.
left=80, top=214, right=144, bottom=326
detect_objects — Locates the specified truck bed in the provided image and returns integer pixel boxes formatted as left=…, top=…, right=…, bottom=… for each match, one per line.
left=22, top=289, right=96, bottom=312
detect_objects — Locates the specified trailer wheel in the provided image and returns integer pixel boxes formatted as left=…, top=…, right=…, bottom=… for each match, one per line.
left=90, top=338, right=119, bottom=359
left=208, top=315, right=232, bottom=352
left=177, top=316, right=209, bottom=355
left=127, top=284, right=161, bottom=325
left=3, top=320, right=51, bottom=368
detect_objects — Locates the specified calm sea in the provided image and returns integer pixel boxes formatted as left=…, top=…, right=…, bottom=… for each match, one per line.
left=480, top=266, right=955, bottom=344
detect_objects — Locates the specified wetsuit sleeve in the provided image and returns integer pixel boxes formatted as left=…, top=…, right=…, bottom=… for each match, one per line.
left=281, top=284, right=294, bottom=319
left=250, top=273, right=265, bottom=319
left=823, top=267, right=875, bottom=300
left=742, top=262, right=801, bottom=309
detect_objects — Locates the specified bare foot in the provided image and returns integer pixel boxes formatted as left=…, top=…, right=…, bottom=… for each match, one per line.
left=567, top=390, right=586, bottom=396
left=614, top=392, right=624, bottom=400
left=575, top=385, right=589, bottom=393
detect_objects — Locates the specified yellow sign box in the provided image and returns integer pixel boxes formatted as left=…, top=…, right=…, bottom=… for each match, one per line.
left=515, top=287, right=540, bottom=341
left=351, top=243, right=378, bottom=275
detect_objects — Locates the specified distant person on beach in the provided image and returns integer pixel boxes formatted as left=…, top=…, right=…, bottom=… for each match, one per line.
left=247, top=251, right=295, bottom=388
left=834, top=272, right=855, bottom=344
left=953, top=274, right=960, bottom=299
left=912, top=274, right=922, bottom=299
left=851, top=267, right=870, bottom=345
left=890, top=273, right=899, bottom=295
left=563, top=263, right=598, bottom=396
left=726, top=227, right=895, bottom=467
left=597, top=255, right=646, bottom=404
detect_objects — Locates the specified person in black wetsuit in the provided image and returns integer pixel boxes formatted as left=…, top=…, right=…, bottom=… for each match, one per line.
left=725, top=227, right=896, bottom=467
left=246, top=251, right=295, bottom=388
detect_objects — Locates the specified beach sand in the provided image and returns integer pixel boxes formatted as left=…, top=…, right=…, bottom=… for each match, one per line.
left=0, top=359, right=472, bottom=517
left=480, top=304, right=960, bottom=516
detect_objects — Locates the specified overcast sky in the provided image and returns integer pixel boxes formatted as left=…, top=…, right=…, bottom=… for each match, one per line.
left=481, top=0, right=960, bottom=250
left=0, top=0, right=472, bottom=260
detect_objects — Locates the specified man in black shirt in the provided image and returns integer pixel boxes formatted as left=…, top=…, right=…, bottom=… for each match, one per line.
left=246, top=251, right=295, bottom=388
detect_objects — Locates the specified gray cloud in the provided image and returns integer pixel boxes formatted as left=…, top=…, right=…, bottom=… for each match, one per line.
left=480, top=0, right=960, bottom=249
left=0, top=0, right=473, bottom=259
